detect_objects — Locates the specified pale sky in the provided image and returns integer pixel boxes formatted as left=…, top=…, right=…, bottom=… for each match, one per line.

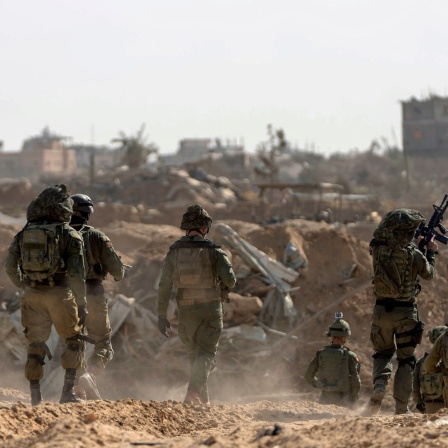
left=1, top=0, right=448, bottom=155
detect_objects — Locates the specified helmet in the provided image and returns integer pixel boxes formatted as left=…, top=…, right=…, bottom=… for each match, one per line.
left=327, top=312, right=351, bottom=338
left=71, top=194, right=94, bottom=214
left=373, top=208, right=425, bottom=249
left=180, top=204, right=212, bottom=230
left=427, top=325, right=447, bottom=344
left=27, top=184, right=73, bottom=223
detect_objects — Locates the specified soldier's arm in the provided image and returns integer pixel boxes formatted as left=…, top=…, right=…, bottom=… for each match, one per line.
left=304, top=353, right=319, bottom=386
left=66, top=229, right=87, bottom=306
left=215, top=249, right=236, bottom=289
left=348, top=352, right=361, bottom=401
left=96, top=231, right=124, bottom=281
left=415, top=249, right=436, bottom=280
left=4, top=233, right=24, bottom=288
left=422, top=339, right=443, bottom=374
left=157, top=251, right=174, bottom=317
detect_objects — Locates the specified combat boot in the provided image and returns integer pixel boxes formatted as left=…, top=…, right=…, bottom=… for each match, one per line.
left=395, top=399, right=413, bottom=415
left=366, top=380, right=387, bottom=416
left=183, top=389, right=202, bottom=405
left=60, top=368, right=84, bottom=404
left=79, top=372, right=102, bottom=400
left=199, top=384, right=210, bottom=406
left=30, top=380, right=42, bottom=406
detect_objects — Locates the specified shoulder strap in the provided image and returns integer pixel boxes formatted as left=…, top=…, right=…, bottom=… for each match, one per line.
left=169, top=239, right=220, bottom=250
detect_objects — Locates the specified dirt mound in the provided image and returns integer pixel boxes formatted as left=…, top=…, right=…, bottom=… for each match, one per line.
left=1, top=392, right=448, bottom=447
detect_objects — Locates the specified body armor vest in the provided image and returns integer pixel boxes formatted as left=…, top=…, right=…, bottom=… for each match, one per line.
left=372, top=245, right=416, bottom=299
left=171, top=240, right=220, bottom=304
left=316, top=346, right=351, bottom=392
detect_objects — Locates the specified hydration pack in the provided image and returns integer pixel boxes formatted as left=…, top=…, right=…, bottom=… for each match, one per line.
left=20, top=223, right=64, bottom=286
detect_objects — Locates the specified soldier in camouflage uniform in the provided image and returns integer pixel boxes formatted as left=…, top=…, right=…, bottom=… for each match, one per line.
left=305, top=313, right=361, bottom=407
left=5, top=185, right=86, bottom=405
left=413, top=325, right=447, bottom=414
left=157, top=204, right=236, bottom=405
left=367, top=209, right=437, bottom=415
left=69, top=194, right=124, bottom=399
left=422, top=324, right=448, bottom=409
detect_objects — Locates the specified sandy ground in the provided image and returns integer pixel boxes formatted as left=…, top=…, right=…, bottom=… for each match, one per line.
left=1, top=388, right=448, bottom=448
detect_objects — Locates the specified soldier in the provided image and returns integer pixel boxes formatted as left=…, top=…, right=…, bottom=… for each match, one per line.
left=367, top=209, right=437, bottom=415
left=5, top=185, right=86, bottom=405
left=422, top=324, right=448, bottom=409
left=305, top=313, right=361, bottom=407
left=413, top=325, right=447, bottom=414
left=157, top=204, right=236, bottom=405
left=69, top=194, right=125, bottom=399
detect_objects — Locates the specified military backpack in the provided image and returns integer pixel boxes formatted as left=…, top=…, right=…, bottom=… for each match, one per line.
left=20, top=222, right=64, bottom=287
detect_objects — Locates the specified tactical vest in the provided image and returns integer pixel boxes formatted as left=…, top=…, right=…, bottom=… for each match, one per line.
left=371, top=245, right=417, bottom=299
left=170, top=239, right=220, bottom=304
left=315, top=346, right=351, bottom=392
left=20, top=222, right=65, bottom=286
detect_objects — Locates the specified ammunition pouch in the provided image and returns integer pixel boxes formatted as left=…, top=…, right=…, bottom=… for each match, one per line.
left=412, top=320, right=425, bottom=345
left=396, top=321, right=425, bottom=349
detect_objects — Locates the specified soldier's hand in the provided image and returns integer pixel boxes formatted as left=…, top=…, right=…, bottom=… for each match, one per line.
left=427, top=236, right=438, bottom=252
left=416, top=402, right=425, bottom=414
left=158, top=316, right=171, bottom=337
left=78, top=305, right=88, bottom=326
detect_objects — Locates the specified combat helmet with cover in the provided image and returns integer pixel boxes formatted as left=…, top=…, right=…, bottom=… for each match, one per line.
left=326, top=312, right=351, bottom=338
left=427, top=325, right=448, bottom=344
left=21, top=184, right=73, bottom=287
left=180, top=204, right=213, bottom=231
left=373, top=208, right=425, bottom=249
left=26, top=184, right=73, bottom=223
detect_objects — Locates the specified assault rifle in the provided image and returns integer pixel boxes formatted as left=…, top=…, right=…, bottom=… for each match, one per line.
left=415, top=194, right=448, bottom=252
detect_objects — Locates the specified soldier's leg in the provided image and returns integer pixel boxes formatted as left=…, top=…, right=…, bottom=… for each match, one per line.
left=21, top=293, right=53, bottom=406
left=368, top=305, right=395, bottom=414
left=177, top=308, right=203, bottom=404
left=394, top=309, right=419, bottom=414
left=190, top=302, right=223, bottom=404
left=48, top=290, right=84, bottom=403
left=85, top=287, right=113, bottom=374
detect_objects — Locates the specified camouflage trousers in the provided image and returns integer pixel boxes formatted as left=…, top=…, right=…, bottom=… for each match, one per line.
left=178, top=300, right=223, bottom=401
left=370, top=302, right=418, bottom=409
left=79, top=282, right=113, bottom=376
left=21, top=285, right=84, bottom=381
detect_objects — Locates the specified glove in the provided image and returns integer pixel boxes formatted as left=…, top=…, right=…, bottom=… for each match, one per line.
left=416, top=402, right=425, bottom=414
left=158, top=316, right=171, bottom=337
left=78, top=305, right=88, bottom=326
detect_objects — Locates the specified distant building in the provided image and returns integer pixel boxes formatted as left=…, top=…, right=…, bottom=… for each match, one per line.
left=402, top=95, right=448, bottom=156
left=67, top=144, right=120, bottom=171
left=0, top=128, right=77, bottom=181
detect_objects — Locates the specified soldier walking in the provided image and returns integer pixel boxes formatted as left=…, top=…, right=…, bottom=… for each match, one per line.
left=69, top=194, right=125, bottom=399
left=157, top=204, right=236, bottom=405
left=367, top=209, right=437, bottom=415
left=5, top=185, right=87, bottom=405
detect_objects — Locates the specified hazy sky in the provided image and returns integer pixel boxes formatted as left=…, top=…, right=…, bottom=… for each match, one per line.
left=1, top=0, right=448, bottom=155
